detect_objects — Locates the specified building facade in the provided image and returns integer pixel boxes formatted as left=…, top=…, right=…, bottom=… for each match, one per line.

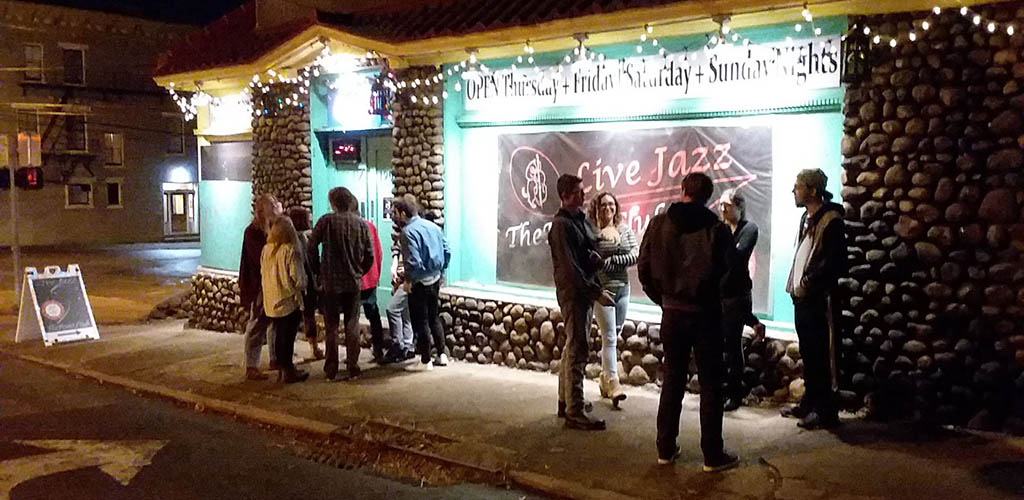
left=0, top=1, right=199, bottom=246
left=154, top=0, right=1024, bottom=433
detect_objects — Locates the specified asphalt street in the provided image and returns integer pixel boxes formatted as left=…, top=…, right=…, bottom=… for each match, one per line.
left=0, top=355, right=548, bottom=500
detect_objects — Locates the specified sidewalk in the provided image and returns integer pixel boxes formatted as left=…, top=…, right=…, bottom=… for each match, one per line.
left=1, top=319, right=1021, bottom=500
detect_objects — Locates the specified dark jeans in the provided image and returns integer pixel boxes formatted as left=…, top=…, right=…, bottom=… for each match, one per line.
left=272, top=309, right=301, bottom=371
left=557, top=297, right=592, bottom=417
left=722, top=293, right=753, bottom=400
left=657, top=308, right=724, bottom=460
left=409, top=281, right=448, bottom=364
left=361, top=288, right=386, bottom=356
left=322, top=290, right=361, bottom=377
left=794, top=296, right=838, bottom=416
left=302, top=289, right=318, bottom=341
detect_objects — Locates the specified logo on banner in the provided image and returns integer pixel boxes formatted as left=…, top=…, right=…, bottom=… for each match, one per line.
left=40, top=300, right=67, bottom=322
left=509, top=146, right=559, bottom=215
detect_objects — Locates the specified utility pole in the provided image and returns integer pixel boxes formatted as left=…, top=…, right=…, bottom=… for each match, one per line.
left=7, top=135, right=20, bottom=300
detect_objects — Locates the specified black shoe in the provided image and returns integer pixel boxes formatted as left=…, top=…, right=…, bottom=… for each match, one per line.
left=797, top=411, right=839, bottom=430
left=283, top=368, right=309, bottom=384
left=657, top=446, right=682, bottom=465
left=402, top=349, right=416, bottom=361
left=780, top=404, right=810, bottom=419
left=703, top=452, right=739, bottom=473
left=723, top=398, right=742, bottom=412
left=557, top=400, right=594, bottom=418
left=564, top=413, right=606, bottom=431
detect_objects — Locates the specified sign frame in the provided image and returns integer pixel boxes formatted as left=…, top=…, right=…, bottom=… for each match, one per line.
left=15, top=265, right=100, bottom=346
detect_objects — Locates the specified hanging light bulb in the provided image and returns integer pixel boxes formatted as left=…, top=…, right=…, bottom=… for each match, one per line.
left=863, top=26, right=871, bottom=35
left=641, top=33, right=648, bottom=42
left=802, top=5, right=812, bottom=22
left=1008, top=25, right=1015, bottom=36
left=454, top=81, right=462, bottom=92
left=909, top=31, right=918, bottom=41
left=988, top=22, right=997, bottom=33
left=732, top=33, right=740, bottom=41
left=932, top=6, right=941, bottom=14
left=889, top=38, right=897, bottom=47
left=722, top=24, right=731, bottom=35
left=517, top=55, right=523, bottom=63
left=528, top=56, right=534, bottom=64
left=653, top=38, right=659, bottom=46
left=646, top=24, right=653, bottom=34
left=815, top=27, right=822, bottom=36
left=659, top=48, right=666, bottom=56
left=922, top=20, right=930, bottom=30
left=960, top=6, right=968, bottom=15
left=795, top=23, right=803, bottom=32
left=431, top=95, right=438, bottom=104
left=410, top=95, right=417, bottom=103
left=973, top=15, right=981, bottom=25
left=442, top=90, right=448, bottom=99
left=873, top=35, right=881, bottom=44
left=636, top=44, right=643, bottom=53
left=598, top=53, right=605, bottom=61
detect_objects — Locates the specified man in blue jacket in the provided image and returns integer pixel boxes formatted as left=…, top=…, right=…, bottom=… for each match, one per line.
left=393, top=195, right=451, bottom=372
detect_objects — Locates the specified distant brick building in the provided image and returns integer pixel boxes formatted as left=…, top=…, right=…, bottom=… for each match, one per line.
left=0, top=0, right=198, bottom=246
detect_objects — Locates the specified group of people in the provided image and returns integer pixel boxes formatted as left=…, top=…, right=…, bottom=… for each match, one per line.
left=548, top=168, right=845, bottom=472
left=238, top=189, right=451, bottom=383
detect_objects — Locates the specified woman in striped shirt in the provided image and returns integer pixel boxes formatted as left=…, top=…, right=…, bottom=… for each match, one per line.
left=588, top=191, right=639, bottom=408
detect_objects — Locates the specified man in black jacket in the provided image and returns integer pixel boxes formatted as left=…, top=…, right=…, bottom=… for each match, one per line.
left=638, top=173, right=738, bottom=472
left=784, top=168, right=846, bottom=430
left=549, top=174, right=614, bottom=431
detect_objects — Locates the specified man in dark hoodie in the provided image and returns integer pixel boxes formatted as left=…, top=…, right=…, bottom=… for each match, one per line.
left=549, top=173, right=615, bottom=431
left=784, top=168, right=846, bottom=430
left=638, top=172, right=738, bottom=472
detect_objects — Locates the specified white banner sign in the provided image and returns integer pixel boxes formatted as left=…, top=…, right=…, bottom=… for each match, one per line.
left=462, top=36, right=841, bottom=111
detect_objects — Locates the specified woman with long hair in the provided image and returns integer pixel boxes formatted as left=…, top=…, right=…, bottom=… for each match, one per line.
left=718, top=188, right=766, bottom=411
left=588, top=191, right=638, bottom=408
left=261, top=216, right=310, bottom=383
left=240, top=194, right=282, bottom=380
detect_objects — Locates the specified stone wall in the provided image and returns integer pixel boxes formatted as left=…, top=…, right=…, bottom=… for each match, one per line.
left=392, top=67, right=445, bottom=245
left=251, top=82, right=313, bottom=212
left=187, top=271, right=246, bottom=333
left=439, top=292, right=822, bottom=406
left=842, top=5, right=1024, bottom=433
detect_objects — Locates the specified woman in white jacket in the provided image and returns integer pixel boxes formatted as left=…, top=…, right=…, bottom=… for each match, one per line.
left=261, top=216, right=309, bottom=383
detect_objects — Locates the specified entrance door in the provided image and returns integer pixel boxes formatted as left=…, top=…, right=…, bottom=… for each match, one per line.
left=162, top=183, right=197, bottom=236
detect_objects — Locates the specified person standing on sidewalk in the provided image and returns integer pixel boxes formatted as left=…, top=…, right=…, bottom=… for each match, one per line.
left=549, top=174, right=615, bottom=431
left=287, top=207, right=324, bottom=361
left=309, top=187, right=374, bottom=381
left=393, top=196, right=451, bottom=372
left=717, top=188, right=767, bottom=412
left=240, top=194, right=282, bottom=381
left=382, top=249, right=416, bottom=363
left=359, top=213, right=386, bottom=363
left=587, top=191, right=637, bottom=408
left=784, top=169, right=846, bottom=430
left=638, top=172, right=738, bottom=471
left=261, top=216, right=310, bottom=383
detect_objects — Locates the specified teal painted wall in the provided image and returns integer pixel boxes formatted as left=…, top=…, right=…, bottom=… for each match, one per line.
left=442, top=19, right=848, bottom=331
left=199, top=180, right=252, bottom=271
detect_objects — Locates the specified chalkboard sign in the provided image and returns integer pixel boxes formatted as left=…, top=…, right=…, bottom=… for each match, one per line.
left=15, top=265, right=99, bottom=346
left=496, top=125, right=773, bottom=314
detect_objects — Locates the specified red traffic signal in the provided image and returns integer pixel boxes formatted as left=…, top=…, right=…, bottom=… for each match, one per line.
left=14, top=167, right=43, bottom=189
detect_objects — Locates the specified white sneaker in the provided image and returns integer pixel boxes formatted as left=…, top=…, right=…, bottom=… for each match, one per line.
left=435, top=354, right=449, bottom=367
left=405, top=360, right=433, bottom=372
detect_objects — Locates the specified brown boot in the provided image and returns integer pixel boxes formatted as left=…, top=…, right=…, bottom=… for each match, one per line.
left=607, top=375, right=627, bottom=408
left=308, top=338, right=324, bottom=360
left=245, top=367, right=269, bottom=381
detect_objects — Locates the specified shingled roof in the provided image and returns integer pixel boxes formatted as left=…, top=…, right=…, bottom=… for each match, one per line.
left=154, top=0, right=685, bottom=78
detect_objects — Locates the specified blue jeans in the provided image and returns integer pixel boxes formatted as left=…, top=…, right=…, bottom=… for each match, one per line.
left=594, top=285, right=629, bottom=379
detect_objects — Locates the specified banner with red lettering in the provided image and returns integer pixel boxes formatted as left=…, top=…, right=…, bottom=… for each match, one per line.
left=497, top=125, right=773, bottom=314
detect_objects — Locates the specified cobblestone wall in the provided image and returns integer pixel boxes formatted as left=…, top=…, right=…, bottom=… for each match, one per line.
left=842, top=5, right=1024, bottom=433
left=251, top=82, right=312, bottom=212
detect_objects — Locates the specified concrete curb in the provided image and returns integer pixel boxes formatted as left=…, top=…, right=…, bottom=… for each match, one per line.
left=6, top=350, right=643, bottom=500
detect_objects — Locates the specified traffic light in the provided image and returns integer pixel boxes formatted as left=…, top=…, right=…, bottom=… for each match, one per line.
left=0, top=168, right=9, bottom=190
left=14, top=167, right=43, bottom=189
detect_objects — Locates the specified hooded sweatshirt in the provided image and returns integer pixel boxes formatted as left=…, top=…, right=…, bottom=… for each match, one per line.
left=786, top=201, right=846, bottom=303
left=637, top=202, right=735, bottom=313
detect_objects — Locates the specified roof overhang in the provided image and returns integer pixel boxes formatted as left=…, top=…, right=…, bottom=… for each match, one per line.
left=154, top=0, right=1013, bottom=92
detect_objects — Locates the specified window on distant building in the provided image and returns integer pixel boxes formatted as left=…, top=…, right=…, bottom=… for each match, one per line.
left=60, top=45, right=85, bottom=85
left=166, top=117, right=184, bottom=154
left=65, top=114, right=87, bottom=151
left=66, top=182, right=93, bottom=208
left=103, top=132, right=123, bottom=166
left=17, top=111, right=38, bottom=135
left=105, top=178, right=122, bottom=208
left=23, top=44, right=43, bottom=82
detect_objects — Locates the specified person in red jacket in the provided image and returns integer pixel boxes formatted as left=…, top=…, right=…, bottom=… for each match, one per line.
left=360, top=215, right=386, bottom=363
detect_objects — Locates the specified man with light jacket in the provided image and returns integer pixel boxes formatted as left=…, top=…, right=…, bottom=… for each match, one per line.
left=638, top=172, right=738, bottom=472
left=393, top=196, right=451, bottom=372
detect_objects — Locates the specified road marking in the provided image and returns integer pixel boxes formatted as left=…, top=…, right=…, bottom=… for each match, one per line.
left=0, top=439, right=168, bottom=500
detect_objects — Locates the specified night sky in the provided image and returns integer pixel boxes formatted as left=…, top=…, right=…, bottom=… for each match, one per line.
left=23, top=0, right=250, bottom=25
